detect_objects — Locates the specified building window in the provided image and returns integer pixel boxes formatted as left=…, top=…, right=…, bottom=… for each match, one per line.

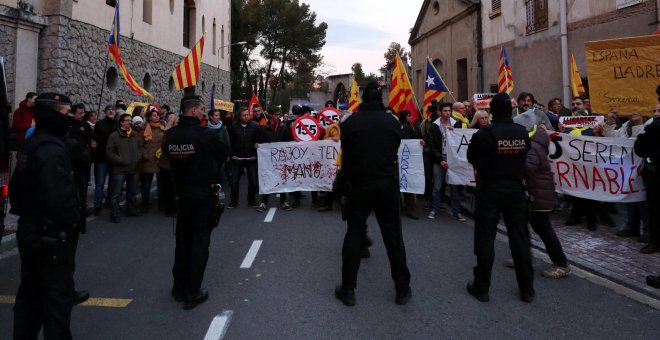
left=221, top=26, right=225, bottom=59
left=170, top=0, right=175, bottom=14
left=525, top=0, right=548, bottom=34
left=143, top=73, right=152, bottom=91
left=456, top=58, right=468, bottom=101
left=212, top=19, right=216, bottom=55
left=490, top=0, right=501, bottom=17
left=432, top=1, right=439, bottom=15
left=143, top=0, right=152, bottom=24
left=106, top=0, right=117, bottom=7
left=169, top=76, right=175, bottom=92
left=106, top=67, right=118, bottom=90
left=202, top=16, right=205, bottom=35
left=183, top=0, right=196, bottom=48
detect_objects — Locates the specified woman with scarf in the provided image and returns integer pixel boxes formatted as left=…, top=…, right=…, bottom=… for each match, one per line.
left=140, top=109, right=166, bottom=213
left=106, top=113, right=142, bottom=222
left=207, top=109, right=231, bottom=189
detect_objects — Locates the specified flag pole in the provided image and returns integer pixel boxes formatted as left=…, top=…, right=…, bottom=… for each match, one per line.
left=97, top=42, right=110, bottom=114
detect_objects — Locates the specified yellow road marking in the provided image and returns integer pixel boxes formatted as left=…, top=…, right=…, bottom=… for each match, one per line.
left=0, top=295, right=132, bottom=308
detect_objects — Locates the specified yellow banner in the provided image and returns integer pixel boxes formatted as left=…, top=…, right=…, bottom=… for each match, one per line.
left=585, top=35, right=660, bottom=117
left=126, top=102, right=150, bottom=116
left=213, top=99, right=235, bottom=112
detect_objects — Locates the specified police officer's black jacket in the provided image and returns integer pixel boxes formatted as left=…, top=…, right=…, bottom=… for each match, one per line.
left=340, top=101, right=401, bottom=181
left=634, top=119, right=660, bottom=165
left=426, top=122, right=444, bottom=163
left=257, top=121, right=291, bottom=143
left=164, top=116, right=230, bottom=189
left=467, top=118, right=531, bottom=183
left=228, top=120, right=259, bottom=158
left=67, top=120, right=93, bottom=179
left=93, top=116, right=117, bottom=162
left=9, top=130, right=81, bottom=226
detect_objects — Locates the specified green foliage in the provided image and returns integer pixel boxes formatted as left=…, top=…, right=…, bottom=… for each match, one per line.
left=380, top=42, right=410, bottom=76
left=351, top=63, right=365, bottom=85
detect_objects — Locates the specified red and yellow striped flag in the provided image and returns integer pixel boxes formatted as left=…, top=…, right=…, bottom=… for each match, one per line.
left=388, top=52, right=415, bottom=112
left=498, top=46, right=514, bottom=94
left=348, top=77, right=361, bottom=112
left=570, top=53, right=585, bottom=97
left=172, top=35, right=205, bottom=90
left=107, top=1, right=153, bottom=98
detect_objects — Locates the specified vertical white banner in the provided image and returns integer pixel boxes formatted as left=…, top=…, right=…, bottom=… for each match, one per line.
left=446, top=128, right=478, bottom=186
left=398, top=140, right=425, bottom=194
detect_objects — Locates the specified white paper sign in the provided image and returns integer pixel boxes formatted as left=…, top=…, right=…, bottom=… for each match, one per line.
left=398, top=140, right=425, bottom=194
left=559, top=115, right=604, bottom=128
left=446, top=128, right=478, bottom=185
left=257, top=140, right=340, bottom=194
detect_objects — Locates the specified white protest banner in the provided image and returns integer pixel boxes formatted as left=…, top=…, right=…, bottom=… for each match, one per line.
left=548, top=132, right=645, bottom=202
left=446, top=128, right=478, bottom=185
left=257, top=140, right=339, bottom=194
left=559, top=115, right=604, bottom=128
left=472, top=93, right=497, bottom=110
left=398, top=140, right=425, bottom=194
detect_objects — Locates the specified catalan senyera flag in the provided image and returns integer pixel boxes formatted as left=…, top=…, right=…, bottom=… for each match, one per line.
left=247, top=92, right=261, bottom=120
left=570, top=53, right=585, bottom=97
left=498, top=46, right=514, bottom=94
left=423, top=59, right=449, bottom=118
left=348, top=77, right=361, bottom=112
left=107, top=1, right=153, bottom=98
left=172, top=35, right=205, bottom=90
left=388, top=53, right=415, bottom=113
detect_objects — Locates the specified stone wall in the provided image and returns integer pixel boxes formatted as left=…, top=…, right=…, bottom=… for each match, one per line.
left=38, top=15, right=231, bottom=114
left=0, top=21, right=16, bottom=108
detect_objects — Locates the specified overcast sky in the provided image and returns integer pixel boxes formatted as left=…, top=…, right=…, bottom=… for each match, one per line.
left=302, top=0, right=424, bottom=76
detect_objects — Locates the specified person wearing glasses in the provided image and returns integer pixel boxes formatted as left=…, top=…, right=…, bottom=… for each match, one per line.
left=106, top=113, right=142, bottom=223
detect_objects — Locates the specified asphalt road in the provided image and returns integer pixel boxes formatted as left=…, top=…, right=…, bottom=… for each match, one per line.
left=1, top=193, right=659, bottom=339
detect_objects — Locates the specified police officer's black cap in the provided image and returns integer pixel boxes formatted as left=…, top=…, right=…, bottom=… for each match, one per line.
left=35, top=92, right=72, bottom=106
left=490, top=93, right=513, bottom=119
left=362, top=82, right=382, bottom=101
left=181, top=95, right=204, bottom=106
left=300, top=106, right=312, bottom=115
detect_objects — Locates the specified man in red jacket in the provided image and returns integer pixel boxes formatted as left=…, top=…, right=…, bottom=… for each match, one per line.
left=11, top=92, right=37, bottom=147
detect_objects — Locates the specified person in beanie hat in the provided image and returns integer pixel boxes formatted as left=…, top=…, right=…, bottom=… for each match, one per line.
left=466, top=92, right=535, bottom=303
left=10, top=92, right=83, bottom=339
left=164, top=95, right=230, bottom=310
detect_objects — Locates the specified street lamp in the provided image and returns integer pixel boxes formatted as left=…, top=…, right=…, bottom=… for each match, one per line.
left=217, top=41, right=247, bottom=96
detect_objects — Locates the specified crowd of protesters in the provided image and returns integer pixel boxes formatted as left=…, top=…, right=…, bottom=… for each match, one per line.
left=7, top=86, right=660, bottom=289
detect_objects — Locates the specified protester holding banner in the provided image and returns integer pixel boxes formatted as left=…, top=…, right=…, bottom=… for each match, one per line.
left=256, top=107, right=294, bottom=212
left=513, top=92, right=553, bottom=130
left=513, top=112, right=570, bottom=279
left=466, top=92, right=534, bottom=303
left=317, top=121, right=341, bottom=213
left=334, top=82, right=411, bottom=307
left=546, top=98, right=562, bottom=130
left=451, top=102, right=469, bottom=128
left=398, top=109, right=420, bottom=219
left=227, top=107, right=260, bottom=208
left=634, top=105, right=660, bottom=256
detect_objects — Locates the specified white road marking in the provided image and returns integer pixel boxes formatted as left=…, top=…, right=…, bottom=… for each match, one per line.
left=240, top=240, right=263, bottom=269
left=264, top=208, right=277, bottom=222
left=203, top=310, right=233, bottom=340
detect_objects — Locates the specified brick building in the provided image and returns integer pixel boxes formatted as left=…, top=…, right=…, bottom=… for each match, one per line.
left=0, top=0, right=231, bottom=112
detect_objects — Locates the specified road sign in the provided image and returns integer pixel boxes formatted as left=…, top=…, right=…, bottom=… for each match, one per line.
left=317, top=107, right=341, bottom=130
left=291, top=116, right=321, bottom=141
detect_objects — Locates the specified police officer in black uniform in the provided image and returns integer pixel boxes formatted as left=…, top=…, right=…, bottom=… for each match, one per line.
left=10, top=92, right=82, bottom=339
left=334, top=82, right=412, bottom=306
left=466, top=92, right=535, bottom=303
left=164, top=95, right=229, bottom=310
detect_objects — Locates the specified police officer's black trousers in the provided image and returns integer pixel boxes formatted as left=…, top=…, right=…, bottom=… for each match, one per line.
left=646, top=174, right=660, bottom=247
left=14, top=223, right=74, bottom=340
left=473, top=183, right=533, bottom=294
left=342, top=178, right=410, bottom=291
left=172, top=189, right=213, bottom=296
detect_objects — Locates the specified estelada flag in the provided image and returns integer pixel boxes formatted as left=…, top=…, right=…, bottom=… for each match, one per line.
left=247, top=93, right=261, bottom=120
left=388, top=53, right=420, bottom=123
left=107, top=0, right=153, bottom=98
left=570, top=53, right=585, bottom=97
left=348, top=77, right=361, bottom=112
left=172, top=34, right=205, bottom=90
left=498, top=46, right=514, bottom=94
left=423, top=59, right=449, bottom=118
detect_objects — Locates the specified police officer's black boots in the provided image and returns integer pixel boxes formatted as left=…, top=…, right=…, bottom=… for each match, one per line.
left=73, top=290, right=90, bottom=306
left=184, top=289, right=209, bottom=310
left=334, top=285, right=355, bottom=306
